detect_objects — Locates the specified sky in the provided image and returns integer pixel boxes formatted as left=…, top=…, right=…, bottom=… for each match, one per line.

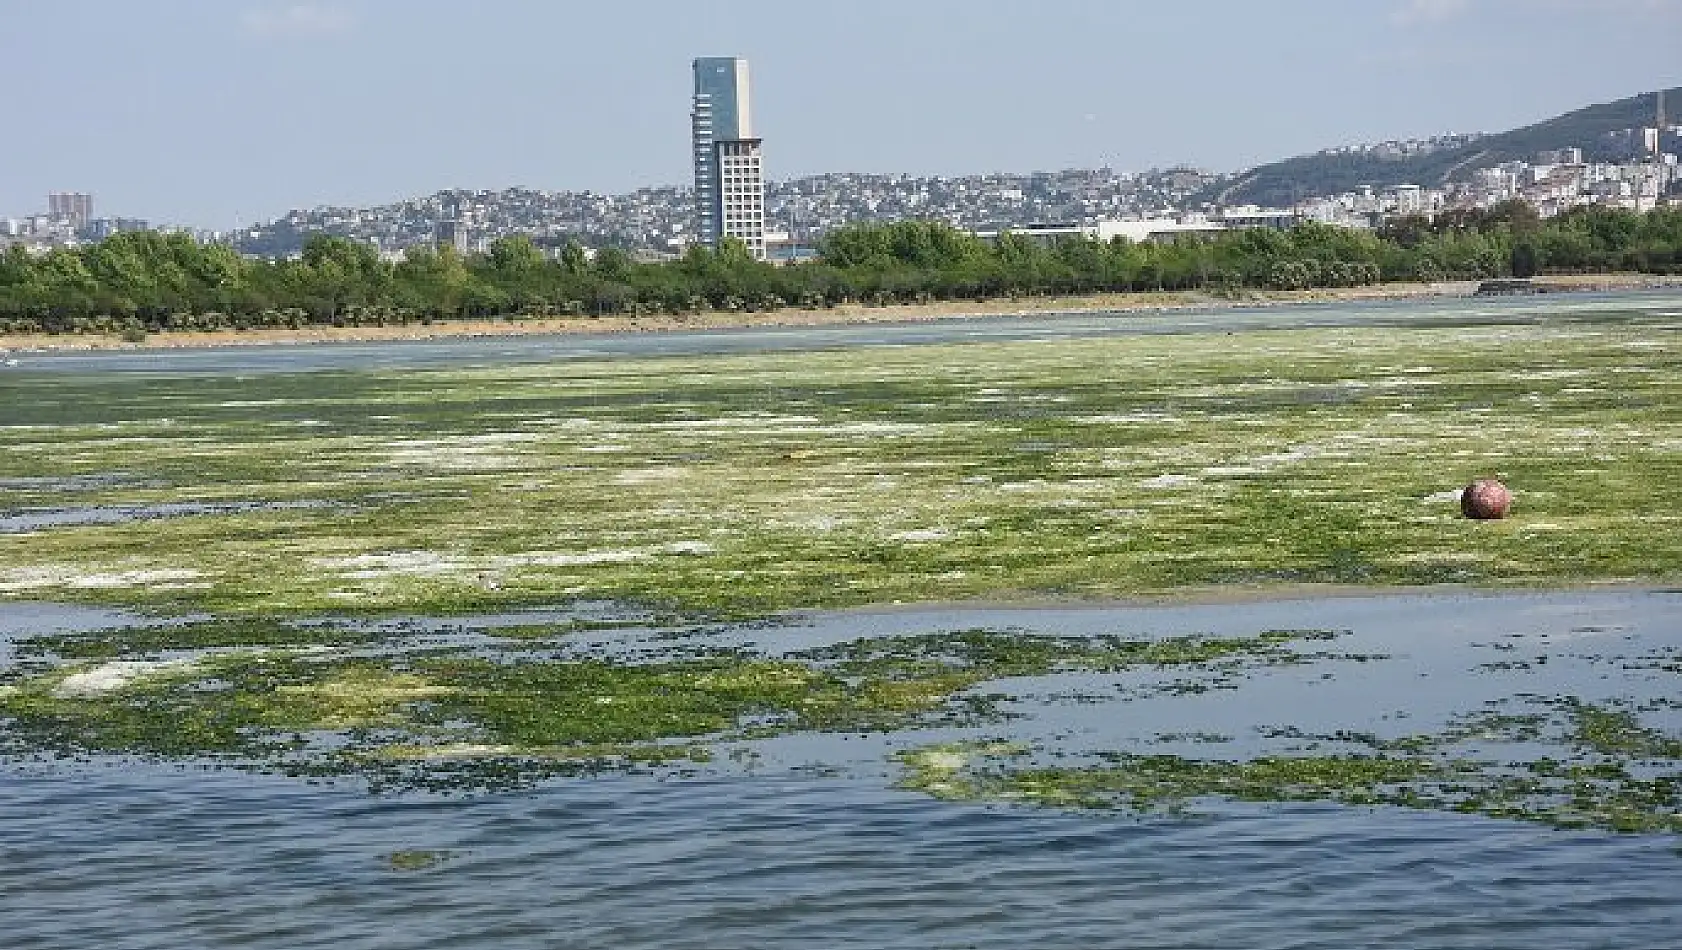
left=2, top=0, right=1678, bottom=230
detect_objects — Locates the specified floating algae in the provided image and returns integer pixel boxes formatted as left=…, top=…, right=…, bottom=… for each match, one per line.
left=3, top=589, right=1681, bottom=835
left=0, top=616, right=1339, bottom=790
left=896, top=696, right=1682, bottom=835
left=2, top=315, right=1680, bottom=615
left=385, top=849, right=455, bottom=872
left=19, top=617, right=387, bottom=660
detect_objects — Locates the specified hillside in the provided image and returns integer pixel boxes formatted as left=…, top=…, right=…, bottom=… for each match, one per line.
left=1204, top=87, right=1680, bottom=208
left=234, top=168, right=1218, bottom=257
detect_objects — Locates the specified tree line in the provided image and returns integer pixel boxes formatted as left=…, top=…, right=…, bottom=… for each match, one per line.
left=2, top=201, right=1680, bottom=337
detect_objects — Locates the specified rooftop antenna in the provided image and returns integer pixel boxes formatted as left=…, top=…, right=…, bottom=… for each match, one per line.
left=1658, top=88, right=1668, bottom=161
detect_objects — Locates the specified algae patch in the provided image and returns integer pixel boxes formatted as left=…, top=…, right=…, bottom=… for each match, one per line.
left=898, top=697, right=1682, bottom=835
left=385, top=849, right=455, bottom=872
left=3, top=315, right=1680, bottom=616
left=51, top=657, right=209, bottom=698
left=0, top=618, right=1337, bottom=788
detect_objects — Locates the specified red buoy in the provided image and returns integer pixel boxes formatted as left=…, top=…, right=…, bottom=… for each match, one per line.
left=1461, top=479, right=1512, bottom=520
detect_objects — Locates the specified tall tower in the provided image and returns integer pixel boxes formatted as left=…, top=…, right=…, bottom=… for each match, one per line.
left=48, top=192, right=93, bottom=230
left=1659, top=88, right=1668, bottom=160
left=1661, top=89, right=1674, bottom=204
left=692, top=57, right=765, bottom=260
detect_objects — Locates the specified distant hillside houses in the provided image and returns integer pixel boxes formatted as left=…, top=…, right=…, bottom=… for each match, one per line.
left=1314, top=133, right=1484, bottom=161
left=0, top=219, right=217, bottom=257
left=979, top=206, right=1302, bottom=247
left=228, top=168, right=1225, bottom=259
left=1294, top=146, right=1680, bottom=227
left=212, top=119, right=1682, bottom=262
left=10, top=88, right=1682, bottom=261
left=1208, top=88, right=1682, bottom=209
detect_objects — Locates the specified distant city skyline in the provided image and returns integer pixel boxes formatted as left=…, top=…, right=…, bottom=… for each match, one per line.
left=2, top=0, right=1679, bottom=229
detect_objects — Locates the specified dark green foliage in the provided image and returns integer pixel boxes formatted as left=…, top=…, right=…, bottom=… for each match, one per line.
left=1379, top=203, right=1682, bottom=277
left=1511, top=240, right=1540, bottom=279
left=5, top=209, right=1679, bottom=336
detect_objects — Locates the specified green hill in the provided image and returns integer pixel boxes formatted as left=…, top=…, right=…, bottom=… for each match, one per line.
left=1203, top=86, right=1679, bottom=208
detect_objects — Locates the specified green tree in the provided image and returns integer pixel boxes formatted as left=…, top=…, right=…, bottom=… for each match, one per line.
left=558, top=240, right=589, bottom=276
left=486, top=235, right=544, bottom=276
left=593, top=246, right=631, bottom=281
left=394, top=245, right=470, bottom=317
left=1511, top=240, right=1540, bottom=278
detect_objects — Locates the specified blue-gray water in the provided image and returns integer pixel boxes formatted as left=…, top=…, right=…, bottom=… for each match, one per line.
left=4, top=762, right=1679, bottom=950
left=5, top=295, right=1682, bottom=946
left=7, top=288, right=1681, bottom=376
left=3, top=591, right=1681, bottom=948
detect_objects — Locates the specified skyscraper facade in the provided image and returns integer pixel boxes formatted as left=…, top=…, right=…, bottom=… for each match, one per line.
left=692, top=57, right=765, bottom=260
left=48, top=192, right=93, bottom=229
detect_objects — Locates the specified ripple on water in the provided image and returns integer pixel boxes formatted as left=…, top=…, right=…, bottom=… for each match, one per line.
left=0, top=764, right=1679, bottom=950
left=2, top=590, right=1681, bottom=947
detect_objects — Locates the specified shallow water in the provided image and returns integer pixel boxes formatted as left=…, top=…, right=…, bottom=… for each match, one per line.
left=3, top=764, right=1679, bottom=950
left=10, top=288, right=1682, bottom=376
left=6, top=290, right=1682, bottom=944
left=0, top=500, right=342, bottom=534
left=3, top=591, right=1681, bottom=948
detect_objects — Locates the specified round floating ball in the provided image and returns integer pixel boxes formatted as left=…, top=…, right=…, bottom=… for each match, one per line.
left=1461, top=479, right=1512, bottom=520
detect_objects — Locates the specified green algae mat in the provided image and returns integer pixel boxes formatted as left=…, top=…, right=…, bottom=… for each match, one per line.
left=3, top=315, right=1680, bottom=613
left=3, top=307, right=1682, bottom=836
left=3, top=595, right=1681, bottom=836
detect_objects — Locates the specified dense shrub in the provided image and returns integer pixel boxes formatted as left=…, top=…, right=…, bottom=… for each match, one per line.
left=3, top=208, right=1679, bottom=335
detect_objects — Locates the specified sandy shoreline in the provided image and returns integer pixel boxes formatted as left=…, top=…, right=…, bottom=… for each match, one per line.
left=3, top=274, right=1678, bottom=353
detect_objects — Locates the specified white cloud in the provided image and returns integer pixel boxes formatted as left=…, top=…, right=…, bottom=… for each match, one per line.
left=242, top=4, right=354, bottom=37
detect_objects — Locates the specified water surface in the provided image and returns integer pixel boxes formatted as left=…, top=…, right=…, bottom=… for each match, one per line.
left=5, top=291, right=1682, bottom=945
left=10, top=288, right=1681, bottom=376
left=4, top=764, right=1677, bottom=950
left=3, top=591, right=1680, bottom=948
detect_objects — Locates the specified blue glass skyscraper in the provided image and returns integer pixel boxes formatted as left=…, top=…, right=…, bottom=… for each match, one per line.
left=692, top=57, right=765, bottom=259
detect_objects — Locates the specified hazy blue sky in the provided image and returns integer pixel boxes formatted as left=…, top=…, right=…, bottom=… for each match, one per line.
left=2, top=0, right=1677, bottom=228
